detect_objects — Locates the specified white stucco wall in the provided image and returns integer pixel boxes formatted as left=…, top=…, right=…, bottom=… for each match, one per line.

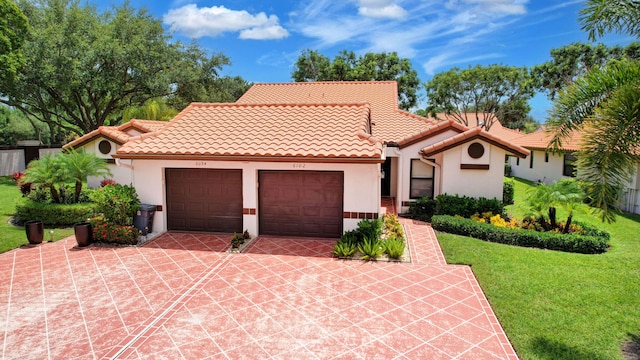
left=440, top=141, right=506, bottom=200
left=128, top=159, right=381, bottom=236
left=77, top=137, right=133, bottom=187
left=509, top=150, right=570, bottom=184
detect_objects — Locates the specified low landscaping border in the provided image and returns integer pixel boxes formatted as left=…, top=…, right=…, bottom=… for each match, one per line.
left=431, top=215, right=610, bottom=254
left=15, top=198, right=98, bottom=226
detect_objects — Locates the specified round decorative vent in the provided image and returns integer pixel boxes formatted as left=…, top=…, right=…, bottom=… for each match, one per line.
left=98, top=140, right=112, bottom=155
left=468, top=142, right=485, bottom=159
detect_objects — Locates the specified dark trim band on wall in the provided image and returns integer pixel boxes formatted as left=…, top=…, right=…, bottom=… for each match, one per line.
left=343, top=212, right=379, bottom=219
left=460, top=164, right=490, bottom=170
left=242, top=208, right=256, bottom=215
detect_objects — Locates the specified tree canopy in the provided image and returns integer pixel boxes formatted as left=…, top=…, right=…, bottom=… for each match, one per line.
left=291, top=49, right=420, bottom=110
left=0, top=0, right=29, bottom=86
left=424, top=64, right=535, bottom=130
left=0, top=0, right=246, bottom=141
left=532, top=42, right=640, bottom=100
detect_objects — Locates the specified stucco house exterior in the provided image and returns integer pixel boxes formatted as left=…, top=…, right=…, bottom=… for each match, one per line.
left=65, top=81, right=529, bottom=238
left=63, top=119, right=168, bottom=187
left=508, top=128, right=640, bottom=215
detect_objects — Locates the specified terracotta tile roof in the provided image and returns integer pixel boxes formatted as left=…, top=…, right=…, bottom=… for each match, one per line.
left=397, top=120, right=467, bottom=148
left=63, top=120, right=168, bottom=150
left=237, top=81, right=436, bottom=143
left=115, top=103, right=383, bottom=161
left=420, top=127, right=530, bottom=158
left=120, top=119, right=168, bottom=133
left=510, top=128, right=583, bottom=151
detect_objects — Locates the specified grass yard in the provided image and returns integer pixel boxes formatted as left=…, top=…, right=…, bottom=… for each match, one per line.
left=437, top=177, right=640, bottom=359
left=0, top=176, right=74, bottom=253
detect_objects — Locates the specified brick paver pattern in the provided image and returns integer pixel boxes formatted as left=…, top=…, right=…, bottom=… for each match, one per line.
left=0, top=198, right=518, bottom=359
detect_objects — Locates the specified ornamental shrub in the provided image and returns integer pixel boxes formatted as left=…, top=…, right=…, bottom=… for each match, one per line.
left=435, top=194, right=504, bottom=218
left=89, top=184, right=140, bottom=225
left=503, top=179, right=514, bottom=205
left=431, top=215, right=609, bottom=254
left=89, top=216, right=138, bottom=245
left=15, top=199, right=98, bottom=226
left=408, top=196, right=436, bottom=221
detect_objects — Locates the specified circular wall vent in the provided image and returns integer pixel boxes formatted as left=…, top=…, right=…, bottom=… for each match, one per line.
left=468, top=142, right=485, bottom=159
left=98, top=140, right=112, bottom=155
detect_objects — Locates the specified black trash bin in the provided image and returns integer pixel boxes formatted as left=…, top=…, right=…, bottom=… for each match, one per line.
left=134, top=204, right=156, bottom=236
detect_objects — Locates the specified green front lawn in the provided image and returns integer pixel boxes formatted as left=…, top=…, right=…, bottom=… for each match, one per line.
left=437, top=177, right=640, bottom=359
left=0, top=176, right=74, bottom=253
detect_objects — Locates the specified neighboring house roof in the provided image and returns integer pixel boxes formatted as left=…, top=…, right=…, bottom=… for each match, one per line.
left=115, top=103, right=383, bottom=161
left=420, top=126, right=530, bottom=158
left=237, top=81, right=437, bottom=143
left=511, top=128, right=583, bottom=152
left=63, top=119, right=168, bottom=150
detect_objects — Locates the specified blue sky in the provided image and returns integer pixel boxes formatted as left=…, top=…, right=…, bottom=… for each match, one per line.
left=95, top=0, right=634, bottom=122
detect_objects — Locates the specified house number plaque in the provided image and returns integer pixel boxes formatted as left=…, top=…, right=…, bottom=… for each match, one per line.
left=293, top=163, right=306, bottom=168
left=195, top=162, right=207, bottom=166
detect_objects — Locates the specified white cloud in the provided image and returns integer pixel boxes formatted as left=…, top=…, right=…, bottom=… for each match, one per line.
left=163, top=4, right=289, bottom=40
left=358, top=0, right=407, bottom=19
left=462, top=0, right=527, bottom=16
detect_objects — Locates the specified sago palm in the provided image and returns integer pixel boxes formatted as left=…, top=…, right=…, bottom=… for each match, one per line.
left=23, top=154, right=68, bottom=203
left=63, top=148, right=112, bottom=203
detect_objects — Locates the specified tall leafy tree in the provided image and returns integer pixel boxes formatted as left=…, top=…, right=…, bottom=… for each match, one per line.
left=291, top=49, right=420, bottom=110
left=0, top=0, right=29, bottom=86
left=532, top=42, right=640, bottom=99
left=424, top=64, right=535, bottom=130
left=548, top=0, right=640, bottom=222
left=0, top=0, right=234, bottom=138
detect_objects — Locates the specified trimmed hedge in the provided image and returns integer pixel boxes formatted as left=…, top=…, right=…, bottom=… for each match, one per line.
left=15, top=199, right=99, bottom=226
left=407, top=194, right=504, bottom=221
left=431, top=215, right=609, bottom=254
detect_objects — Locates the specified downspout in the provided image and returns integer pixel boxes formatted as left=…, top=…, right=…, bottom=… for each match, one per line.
left=418, top=154, right=441, bottom=198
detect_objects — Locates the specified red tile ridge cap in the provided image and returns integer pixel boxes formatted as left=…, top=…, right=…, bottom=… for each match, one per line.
left=63, top=126, right=131, bottom=149
left=185, top=102, right=372, bottom=109
left=247, top=80, right=398, bottom=86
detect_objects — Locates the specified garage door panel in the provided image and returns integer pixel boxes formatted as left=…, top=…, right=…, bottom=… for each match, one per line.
left=259, top=171, right=343, bottom=238
left=166, top=169, right=242, bottom=233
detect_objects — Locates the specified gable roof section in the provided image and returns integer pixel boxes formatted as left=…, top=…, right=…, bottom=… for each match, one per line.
left=511, top=128, right=583, bottom=152
left=238, top=81, right=436, bottom=143
left=397, top=120, right=467, bottom=149
left=115, top=103, right=383, bottom=162
left=420, top=127, right=530, bottom=158
left=63, top=119, right=168, bottom=150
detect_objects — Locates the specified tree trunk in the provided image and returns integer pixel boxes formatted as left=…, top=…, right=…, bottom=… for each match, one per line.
left=549, top=207, right=557, bottom=229
left=563, top=215, right=573, bottom=234
left=75, top=181, right=82, bottom=203
left=49, top=185, right=61, bottom=204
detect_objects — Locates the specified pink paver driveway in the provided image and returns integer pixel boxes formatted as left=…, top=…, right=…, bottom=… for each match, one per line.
left=0, top=204, right=517, bottom=359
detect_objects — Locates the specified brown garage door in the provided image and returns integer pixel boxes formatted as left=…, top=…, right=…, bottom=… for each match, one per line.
left=259, top=171, right=343, bottom=238
left=166, top=169, right=242, bottom=233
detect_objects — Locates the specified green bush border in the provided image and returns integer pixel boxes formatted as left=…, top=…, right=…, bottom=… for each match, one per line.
left=15, top=198, right=99, bottom=226
left=431, top=215, right=609, bottom=254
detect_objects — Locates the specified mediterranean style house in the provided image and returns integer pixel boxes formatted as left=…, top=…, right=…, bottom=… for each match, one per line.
left=65, top=81, right=529, bottom=237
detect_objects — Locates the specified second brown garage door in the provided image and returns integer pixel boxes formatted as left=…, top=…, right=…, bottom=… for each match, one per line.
left=166, top=168, right=242, bottom=233
left=259, top=171, right=343, bottom=238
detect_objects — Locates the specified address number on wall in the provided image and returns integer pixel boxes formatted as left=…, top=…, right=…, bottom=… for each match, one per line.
left=195, top=162, right=207, bottom=166
left=293, top=163, right=306, bottom=168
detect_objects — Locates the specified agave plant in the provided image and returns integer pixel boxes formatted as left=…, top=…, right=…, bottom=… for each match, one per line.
left=357, top=237, right=384, bottom=261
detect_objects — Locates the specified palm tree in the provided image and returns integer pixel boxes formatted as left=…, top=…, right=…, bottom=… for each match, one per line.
left=549, top=179, right=586, bottom=233
left=122, top=98, right=178, bottom=122
left=548, top=0, right=640, bottom=222
left=23, top=154, right=68, bottom=203
left=62, top=148, right=112, bottom=203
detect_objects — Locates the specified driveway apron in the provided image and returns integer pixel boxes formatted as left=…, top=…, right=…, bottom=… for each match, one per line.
left=0, top=217, right=517, bottom=359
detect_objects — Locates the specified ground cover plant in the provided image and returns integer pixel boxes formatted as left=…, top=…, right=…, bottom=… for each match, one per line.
left=0, top=176, right=73, bottom=253
left=437, top=177, right=640, bottom=359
